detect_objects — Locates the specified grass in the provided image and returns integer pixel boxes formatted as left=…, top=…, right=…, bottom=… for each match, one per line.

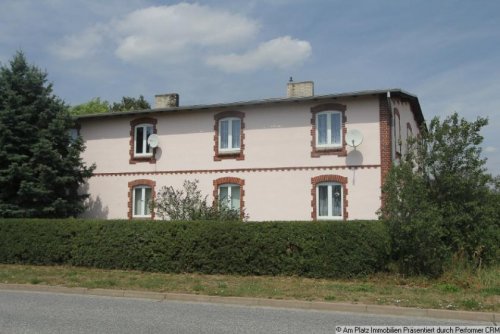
left=0, top=264, right=498, bottom=312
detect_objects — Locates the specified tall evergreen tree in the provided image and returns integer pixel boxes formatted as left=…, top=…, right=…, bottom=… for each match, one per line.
left=0, top=52, right=94, bottom=218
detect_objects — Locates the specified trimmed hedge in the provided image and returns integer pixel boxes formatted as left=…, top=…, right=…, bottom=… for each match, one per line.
left=0, top=219, right=390, bottom=278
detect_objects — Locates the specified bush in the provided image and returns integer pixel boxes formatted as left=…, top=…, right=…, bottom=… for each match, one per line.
left=153, top=180, right=245, bottom=221
left=0, top=219, right=390, bottom=278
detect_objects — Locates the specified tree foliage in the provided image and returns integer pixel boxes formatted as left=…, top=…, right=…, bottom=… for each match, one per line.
left=154, top=180, right=246, bottom=221
left=69, top=97, right=110, bottom=115
left=0, top=52, right=95, bottom=218
left=111, top=95, right=150, bottom=112
left=381, top=113, right=499, bottom=276
left=70, top=95, right=151, bottom=115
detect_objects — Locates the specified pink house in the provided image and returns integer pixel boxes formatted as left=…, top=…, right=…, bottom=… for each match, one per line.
left=75, top=81, right=424, bottom=221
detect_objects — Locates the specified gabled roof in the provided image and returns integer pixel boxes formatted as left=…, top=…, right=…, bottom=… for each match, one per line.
left=74, top=88, right=425, bottom=127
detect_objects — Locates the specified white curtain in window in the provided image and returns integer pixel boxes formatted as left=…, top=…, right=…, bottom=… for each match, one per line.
left=220, top=120, right=229, bottom=149
left=332, top=184, right=342, bottom=216
left=331, top=113, right=341, bottom=145
left=318, top=114, right=327, bottom=145
left=230, top=186, right=240, bottom=210
left=318, top=185, right=328, bottom=216
left=134, top=187, right=143, bottom=215
left=231, top=120, right=240, bottom=149
left=144, top=187, right=152, bottom=215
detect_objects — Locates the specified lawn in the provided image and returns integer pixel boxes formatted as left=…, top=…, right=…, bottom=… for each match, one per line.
left=0, top=264, right=498, bottom=312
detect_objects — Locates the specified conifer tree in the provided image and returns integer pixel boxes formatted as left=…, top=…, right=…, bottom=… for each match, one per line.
left=0, top=52, right=94, bottom=217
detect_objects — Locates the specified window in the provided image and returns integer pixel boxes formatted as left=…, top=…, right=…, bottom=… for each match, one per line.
left=406, top=122, right=413, bottom=140
left=213, top=177, right=245, bottom=218
left=219, top=118, right=241, bottom=152
left=129, top=117, right=157, bottom=164
left=316, top=182, right=343, bottom=219
left=316, top=111, right=342, bottom=148
left=134, top=124, right=154, bottom=157
left=218, top=184, right=241, bottom=211
left=213, top=111, right=245, bottom=161
left=394, top=109, right=401, bottom=156
left=311, top=174, right=347, bottom=220
left=128, top=179, right=156, bottom=219
left=310, top=103, right=347, bottom=157
left=132, top=185, right=152, bottom=217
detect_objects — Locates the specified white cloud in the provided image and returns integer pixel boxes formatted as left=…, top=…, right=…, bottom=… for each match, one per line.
left=114, top=3, right=258, bottom=60
left=52, top=3, right=312, bottom=72
left=206, top=36, right=312, bottom=72
left=53, top=25, right=107, bottom=60
left=484, top=146, right=496, bottom=153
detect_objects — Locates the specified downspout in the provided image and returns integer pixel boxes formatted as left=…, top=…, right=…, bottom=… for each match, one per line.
left=386, top=91, right=395, bottom=162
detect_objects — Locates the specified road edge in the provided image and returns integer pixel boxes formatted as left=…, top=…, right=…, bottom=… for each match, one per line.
left=0, top=283, right=497, bottom=323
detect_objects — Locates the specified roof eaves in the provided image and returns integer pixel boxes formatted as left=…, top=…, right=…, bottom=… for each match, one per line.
left=73, top=88, right=419, bottom=121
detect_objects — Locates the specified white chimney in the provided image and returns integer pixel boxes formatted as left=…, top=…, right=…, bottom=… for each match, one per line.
left=154, top=93, right=179, bottom=108
left=287, top=79, right=314, bottom=98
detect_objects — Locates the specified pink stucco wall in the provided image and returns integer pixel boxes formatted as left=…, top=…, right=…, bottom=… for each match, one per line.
left=79, top=96, right=385, bottom=220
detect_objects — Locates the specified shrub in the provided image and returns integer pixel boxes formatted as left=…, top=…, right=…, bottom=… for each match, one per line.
left=0, top=219, right=390, bottom=278
left=153, top=180, right=245, bottom=221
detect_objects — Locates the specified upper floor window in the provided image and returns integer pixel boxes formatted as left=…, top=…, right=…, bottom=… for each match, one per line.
left=213, top=111, right=245, bottom=161
left=394, top=109, right=401, bottom=156
left=129, top=117, right=157, bottom=164
left=316, top=111, right=342, bottom=148
left=134, top=124, right=154, bottom=157
left=219, top=118, right=241, bottom=153
left=316, top=182, right=343, bottom=220
left=310, top=103, right=347, bottom=158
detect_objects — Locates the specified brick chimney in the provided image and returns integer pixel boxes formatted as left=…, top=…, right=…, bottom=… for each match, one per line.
left=154, top=93, right=179, bottom=108
left=287, top=79, right=314, bottom=98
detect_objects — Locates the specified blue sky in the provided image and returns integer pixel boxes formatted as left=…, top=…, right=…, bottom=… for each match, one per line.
left=1, top=0, right=499, bottom=175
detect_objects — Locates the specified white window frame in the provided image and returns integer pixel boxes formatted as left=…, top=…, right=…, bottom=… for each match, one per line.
left=218, top=183, right=241, bottom=211
left=315, top=111, right=343, bottom=148
left=316, top=182, right=343, bottom=220
left=132, top=185, right=152, bottom=218
left=218, top=117, right=241, bottom=154
left=134, top=124, right=154, bottom=157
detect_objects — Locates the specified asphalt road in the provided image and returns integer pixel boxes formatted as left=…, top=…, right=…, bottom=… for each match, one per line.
left=0, top=290, right=487, bottom=334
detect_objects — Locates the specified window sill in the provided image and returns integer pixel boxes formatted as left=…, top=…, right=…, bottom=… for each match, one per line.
left=317, top=216, right=343, bottom=220
left=316, top=145, right=342, bottom=150
left=218, top=149, right=241, bottom=155
left=311, top=146, right=347, bottom=158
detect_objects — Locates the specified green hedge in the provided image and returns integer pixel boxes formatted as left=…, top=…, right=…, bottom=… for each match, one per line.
left=0, top=219, right=390, bottom=278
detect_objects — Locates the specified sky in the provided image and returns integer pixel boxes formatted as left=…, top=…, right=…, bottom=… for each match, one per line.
left=1, top=0, right=499, bottom=175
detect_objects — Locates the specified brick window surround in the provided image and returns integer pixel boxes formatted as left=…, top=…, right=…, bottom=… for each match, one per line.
left=311, top=174, right=348, bottom=220
left=213, top=177, right=245, bottom=218
left=128, top=179, right=156, bottom=220
left=310, top=103, right=347, bottom=157
left=213, top=111, right=245, bottom=161
left=406, top=122, right=413, bottom=139
left=129, top=117, right=158, bottom=164
left=394, top=108, right=401, bottom=158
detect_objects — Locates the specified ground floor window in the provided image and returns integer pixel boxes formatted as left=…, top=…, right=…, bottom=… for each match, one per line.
left=316, top=182, right=343, bottom=219
left=133, top=186, right=152, bottom=217
left=218, top=184, right=241, bottom=211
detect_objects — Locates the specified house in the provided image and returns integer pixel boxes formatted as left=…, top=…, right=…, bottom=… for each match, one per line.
left=75, top=81, right=424, bottom=221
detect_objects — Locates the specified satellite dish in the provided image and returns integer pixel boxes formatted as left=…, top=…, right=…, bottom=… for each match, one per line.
left=346, top=129, right=363, bottom=148
left=147, top=134, right=159, bottom=148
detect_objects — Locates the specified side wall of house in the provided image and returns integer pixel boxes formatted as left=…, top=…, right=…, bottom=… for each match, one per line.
left=79, top=96, right=384, bottom=220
